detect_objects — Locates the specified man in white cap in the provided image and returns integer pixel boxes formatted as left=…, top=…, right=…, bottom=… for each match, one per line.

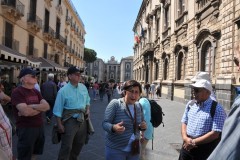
left=191, top=71, right=216, bottom=101
left=179, top=79, right=226, bottom=160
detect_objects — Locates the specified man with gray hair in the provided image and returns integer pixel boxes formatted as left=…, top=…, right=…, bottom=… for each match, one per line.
left=11, top=68, right=49, bottom=159
left=41, top=73, right=57, bottom=124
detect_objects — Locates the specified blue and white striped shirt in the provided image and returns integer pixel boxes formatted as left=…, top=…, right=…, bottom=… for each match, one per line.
left=102, top=98, right=143, bottom=151
left=181, top=98, right=226, bottom=138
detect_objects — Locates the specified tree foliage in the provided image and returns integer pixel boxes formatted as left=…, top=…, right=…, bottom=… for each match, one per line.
left=84, top=48, right=97, bottom=63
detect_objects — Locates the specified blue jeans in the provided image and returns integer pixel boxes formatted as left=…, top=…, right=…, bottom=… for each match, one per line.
left=105, top=146, right=139, bottom=160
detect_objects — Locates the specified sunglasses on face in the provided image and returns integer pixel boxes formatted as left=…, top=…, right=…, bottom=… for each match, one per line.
left=193, top=88, right=204, bottom=93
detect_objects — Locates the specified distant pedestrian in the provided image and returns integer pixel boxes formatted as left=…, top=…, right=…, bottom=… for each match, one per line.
left=179, top=79, right=226, bottom=160
left=144, top=82, right=150, bottom=98
left=139, top=97, right=153, bottom=160
left=11, top=68, right=50, bottom=160
left=41, top=73, right=57, bottom=124
left=155, top=83, right=161, bottom=98
left=98, top=81, right=105, bottom=101
left=105, top=82, right=113, bottom=103
left=92, top=82, right=99, bottom=100
left=53, top=66, right=90, bottom=160
left=102, top=80, right=147, bottom=160
left=150, top=83, right=156, bottom=99
left=57, top=77, right=67, bottom=90
left=34, top=77, right=41, bottom=92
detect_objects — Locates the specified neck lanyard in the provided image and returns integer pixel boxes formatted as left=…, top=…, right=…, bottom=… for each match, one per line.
left=126, top=104, right=137, bottom=134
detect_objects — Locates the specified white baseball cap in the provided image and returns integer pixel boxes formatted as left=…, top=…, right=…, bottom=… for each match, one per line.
left=191, top=72, right=210, bottom=82
left=190, top=79, right=213, bottom=92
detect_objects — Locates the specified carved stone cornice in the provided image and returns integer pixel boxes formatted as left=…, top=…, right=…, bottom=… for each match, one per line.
left=44, top=0, right=53, bottom=8
left=56, top=5, right=63, bottom=17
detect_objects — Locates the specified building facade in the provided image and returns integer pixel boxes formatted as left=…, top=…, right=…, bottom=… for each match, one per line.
left=104, top=56, right=120, bottom=83
left=120, top=56, right=133, bottom=82
left=85, top=58, right=105, bottom=82
left=0, top=0, right=85, bottom=84
left=133, top=0, right=240, bottom=110
left=86, top=56, right=133, bottom=83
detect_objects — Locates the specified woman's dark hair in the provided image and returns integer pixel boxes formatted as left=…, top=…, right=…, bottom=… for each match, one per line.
left=123, top=80, right=142, bottom=93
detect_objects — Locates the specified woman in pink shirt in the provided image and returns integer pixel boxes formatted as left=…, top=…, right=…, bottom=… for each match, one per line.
left=93, top=82, right=99, bottom=100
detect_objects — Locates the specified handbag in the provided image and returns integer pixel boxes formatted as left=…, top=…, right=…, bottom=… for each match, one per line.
left=52, top=124, right=61, bottom=144
left=131, top=138, right=140, bottom=155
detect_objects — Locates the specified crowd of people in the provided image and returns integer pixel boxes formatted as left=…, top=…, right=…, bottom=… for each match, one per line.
left=0, top=45, right=240, bottom=159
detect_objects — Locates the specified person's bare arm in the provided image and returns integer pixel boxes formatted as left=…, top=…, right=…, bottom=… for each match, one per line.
left=56, top=116, right=64, bottom=133
left=29, top=99, right=50, bottom=112
left=0, top=91, right=10, bottom=105
left=192, top=131, right=220, bottom=145
left=16, top=103, right=40, bottom=116
left=181, top=123, right=196, bottom=151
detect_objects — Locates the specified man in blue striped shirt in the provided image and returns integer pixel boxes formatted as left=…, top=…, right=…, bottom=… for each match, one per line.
left=179, top=79, right=226, bottom=160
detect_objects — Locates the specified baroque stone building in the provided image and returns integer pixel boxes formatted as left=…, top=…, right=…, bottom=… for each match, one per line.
left=86, top=56, right=133, bottom=83
left=133, top=0, right=240, bottom=110
left=0, top=0, right=85, bottom=83
left=120, top=56, right=133, bottom=82
left=85, top=58, right=105, bottom=82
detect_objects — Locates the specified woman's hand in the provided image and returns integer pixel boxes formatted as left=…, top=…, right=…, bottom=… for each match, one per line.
left=139, top=121, right=147, bottom=131
left=112, top=121, right=125, bottom=134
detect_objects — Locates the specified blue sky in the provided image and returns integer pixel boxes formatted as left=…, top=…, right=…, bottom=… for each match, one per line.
left=71, top=0, right=142, bottom=62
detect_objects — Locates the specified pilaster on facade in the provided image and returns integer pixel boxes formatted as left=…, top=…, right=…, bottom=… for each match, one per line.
left=56, top=4, right=63, bottom=17
left=44, top=0, right=53, bottom=8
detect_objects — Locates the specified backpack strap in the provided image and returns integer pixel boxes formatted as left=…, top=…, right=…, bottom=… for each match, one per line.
left=210, top=101, right=217, bottom=118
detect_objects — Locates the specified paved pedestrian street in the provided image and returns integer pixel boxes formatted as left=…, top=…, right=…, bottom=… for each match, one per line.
left=12, top=93, right=185, bottom=160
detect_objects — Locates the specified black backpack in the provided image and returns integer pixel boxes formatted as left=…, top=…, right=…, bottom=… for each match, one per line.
left=148, top=99, right=165, bottom=127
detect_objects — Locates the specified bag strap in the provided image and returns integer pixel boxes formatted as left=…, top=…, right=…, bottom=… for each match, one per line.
left=0, top=123, right=10, bottom=146
left=126, top=104, right=137, bottom=135
left=210, top=101, right=217, bottom=118
left=137, top=102, right=144, bottom=122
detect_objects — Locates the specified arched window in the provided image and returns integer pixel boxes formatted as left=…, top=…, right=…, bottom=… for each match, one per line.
left=177, top=52, right=184, bottom=80
left=164, top=58, right=169, bottom=80
left=155, top=60, right=159, bottom=80
left=201, top=41, right=213, bottom=75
